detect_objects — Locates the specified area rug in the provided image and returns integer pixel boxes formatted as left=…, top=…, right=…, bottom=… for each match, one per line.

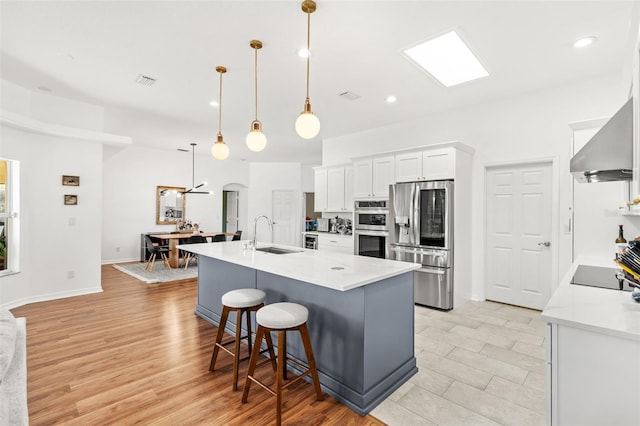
left=113, top=262, right=198, bottom=284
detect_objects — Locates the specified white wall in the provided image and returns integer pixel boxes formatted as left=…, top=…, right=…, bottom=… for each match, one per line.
left=1, top=81, right=105, bottom=308
left=248, top=163, right=302, bottom=247
left=102, top=145, right=250, bottom=263
left=323, top=74, right=640, bottom=301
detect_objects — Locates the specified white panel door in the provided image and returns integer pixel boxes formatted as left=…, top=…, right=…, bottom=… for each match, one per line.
left=225, top=191, right=239, bottom=233
left=485, top=162, right=552, bottom=310
left=272, top=190, right=295, bottom=246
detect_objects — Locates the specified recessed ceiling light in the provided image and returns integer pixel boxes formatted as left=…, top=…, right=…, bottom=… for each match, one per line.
left=403, top=30, right=489, bottom=87
left=297, top=48, right=310, bottom=58
left=574, top=36, right=597, bottom=48
left=386, top=95, right=397, bottom=103
left=209, top=100, right=219, bottom=107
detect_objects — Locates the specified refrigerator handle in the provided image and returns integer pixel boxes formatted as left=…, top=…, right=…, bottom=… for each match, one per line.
left=411, top=183, right=419, bottom=244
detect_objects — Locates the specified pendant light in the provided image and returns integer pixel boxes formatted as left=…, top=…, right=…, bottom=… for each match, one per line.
left=295, top=0, right=320, bottom=139
left=246, top=40, right=267, bottom=152
left=182, top=143, right=213, bottom=194
left=212, top=66, right=230, bottom=160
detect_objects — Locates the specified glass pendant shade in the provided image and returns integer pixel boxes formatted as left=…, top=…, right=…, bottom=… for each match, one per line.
left=246, top=121, right=267, bottom=152
left=212, top=134, right=229, bottom=160
left=295, top=111, right=320, bottom=139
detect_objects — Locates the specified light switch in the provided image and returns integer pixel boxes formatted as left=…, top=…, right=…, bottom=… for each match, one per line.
left=68, top=217, right=76, bottom=226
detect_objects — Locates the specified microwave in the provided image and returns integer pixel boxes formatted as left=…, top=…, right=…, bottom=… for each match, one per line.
left=354, top=200, right=388, bottom=231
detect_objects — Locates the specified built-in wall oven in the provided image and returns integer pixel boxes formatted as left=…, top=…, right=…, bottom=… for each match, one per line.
left=354, top=200, right=389, bottom=258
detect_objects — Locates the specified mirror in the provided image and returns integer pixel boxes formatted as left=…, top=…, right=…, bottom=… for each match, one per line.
left=156, top=186, right=186, bottom=225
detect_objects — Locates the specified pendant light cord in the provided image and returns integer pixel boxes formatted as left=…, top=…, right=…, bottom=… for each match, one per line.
left=218, top=71, right=223, bottom=134
left=254, top=46, right=259, bottom=121
left=305, top=10, right=311, bottom=100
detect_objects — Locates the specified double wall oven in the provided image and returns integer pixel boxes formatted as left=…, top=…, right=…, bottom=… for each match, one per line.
left=354, top=200, right=389, bottom=259
left=389, top=180, right=454, bottom=310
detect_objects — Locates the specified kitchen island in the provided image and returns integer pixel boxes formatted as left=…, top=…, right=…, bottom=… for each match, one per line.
left=179, top=240, right=420, bottom=416
left=541, top=260, right=640, bottom=426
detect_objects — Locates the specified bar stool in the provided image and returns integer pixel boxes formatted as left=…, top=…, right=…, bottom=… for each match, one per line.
left=241, top=302, right=323, bottom=425
left=209, top=289, right=276, bottom=391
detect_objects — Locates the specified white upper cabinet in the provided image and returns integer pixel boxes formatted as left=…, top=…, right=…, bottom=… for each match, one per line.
left=313, top=167, right=328, bottom=212
left=353, top=155, right=395, bottom=198
left=395, top=148, right=454, bottom=182
left=327, top=167, right=346, bottom=211
left=314, top=165, right=352, bottom=212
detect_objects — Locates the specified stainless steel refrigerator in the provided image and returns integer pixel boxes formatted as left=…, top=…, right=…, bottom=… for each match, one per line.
left=388, top=180, right=454, bottom=310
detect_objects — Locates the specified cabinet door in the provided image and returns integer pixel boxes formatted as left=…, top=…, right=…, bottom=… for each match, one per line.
left=344, top=167, right=354, bottom=211
left=372, top=155, right=395, bottom=197
left=422, top=148, right=454, bottom=180
left=352, top=160, right=373, bottom=198
left=327, top=167, right=346, bottom=211
left=314, top=168, right=328, bottom=212
left=395, top=152, right=423, bottom=182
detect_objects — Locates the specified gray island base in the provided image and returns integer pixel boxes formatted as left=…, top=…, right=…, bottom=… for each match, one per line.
left=195, top=255, right=418, bottom=416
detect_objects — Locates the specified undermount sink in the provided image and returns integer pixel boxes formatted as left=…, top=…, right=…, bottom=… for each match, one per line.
left=255, top=246, right=303, bottom=255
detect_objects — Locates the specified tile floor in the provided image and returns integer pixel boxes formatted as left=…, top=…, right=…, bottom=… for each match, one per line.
left=371, top=300, right=546, bottom=426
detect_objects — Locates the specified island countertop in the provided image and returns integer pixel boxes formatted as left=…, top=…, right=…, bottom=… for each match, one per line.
left=541, top=259, right=640, bottom=341
left=179, top=240, right=420, bottom=291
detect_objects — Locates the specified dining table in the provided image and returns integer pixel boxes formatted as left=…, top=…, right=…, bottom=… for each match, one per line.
left=149, top=232, right=235, bottom=268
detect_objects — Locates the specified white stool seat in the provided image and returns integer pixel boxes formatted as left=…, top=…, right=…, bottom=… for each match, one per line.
left=221, top=289, right=266, bottom=309
left=256, top=302, right=308, bottom=329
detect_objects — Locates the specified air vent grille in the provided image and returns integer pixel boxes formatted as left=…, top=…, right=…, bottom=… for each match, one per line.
left=338, top=91, right=361, bottom=101
left=135, top=75, right=157, bottom=86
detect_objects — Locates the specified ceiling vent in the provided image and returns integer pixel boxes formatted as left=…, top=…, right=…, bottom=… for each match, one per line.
left=135, top=75, right=156, bottom=87
left=338, top=91, right=361, bottom=101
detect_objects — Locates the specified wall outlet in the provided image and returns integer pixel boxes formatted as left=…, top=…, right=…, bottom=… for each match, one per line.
left=67, top=270, right=75, bottom=279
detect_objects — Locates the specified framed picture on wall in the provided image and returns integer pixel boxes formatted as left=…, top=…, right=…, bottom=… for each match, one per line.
left=64, top=194, right=78, bottom=205
left=62, top=175, right=80, bottom=186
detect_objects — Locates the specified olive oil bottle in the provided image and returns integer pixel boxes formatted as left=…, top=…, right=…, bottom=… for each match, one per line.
left=615, top=224, right=627, bottom=258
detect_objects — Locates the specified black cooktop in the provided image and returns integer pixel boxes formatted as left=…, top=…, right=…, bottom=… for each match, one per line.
left=570, top=265, right=633, bottom=292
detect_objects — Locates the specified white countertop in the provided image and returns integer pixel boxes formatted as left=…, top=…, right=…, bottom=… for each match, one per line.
left=179, top=240, right=420, bottom=291
left=541, top=260, right=640, bottom=341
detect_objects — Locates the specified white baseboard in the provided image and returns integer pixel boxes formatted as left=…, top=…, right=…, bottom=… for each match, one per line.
left=101, top=257, right=139, bottom=265
left=1, top=286, right=103, bottom=311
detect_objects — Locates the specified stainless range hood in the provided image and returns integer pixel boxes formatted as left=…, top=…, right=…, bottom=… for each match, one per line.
left=570, top=97, right=633, bottom=183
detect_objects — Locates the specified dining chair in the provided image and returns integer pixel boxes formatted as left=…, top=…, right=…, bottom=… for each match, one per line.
left=211, top=234, right=227, bottom=242
left=232, top=231, right=242, bottom=241
left=183, top=234, right=207, bottom=269
left=143, top=235, right=171, bottom=272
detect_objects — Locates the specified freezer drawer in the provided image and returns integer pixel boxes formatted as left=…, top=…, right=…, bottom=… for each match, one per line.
left=414, top=266, right=453, bottom=310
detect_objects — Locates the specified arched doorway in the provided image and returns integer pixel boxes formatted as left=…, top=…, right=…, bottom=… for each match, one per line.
left=222, top=183, right=248, bottom=235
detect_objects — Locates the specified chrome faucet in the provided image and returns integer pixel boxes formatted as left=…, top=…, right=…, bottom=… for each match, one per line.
left=251, top=215, right=272, bottom=249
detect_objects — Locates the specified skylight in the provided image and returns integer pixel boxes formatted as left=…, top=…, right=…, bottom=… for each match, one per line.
left=403, top=31, right=489, bottom=87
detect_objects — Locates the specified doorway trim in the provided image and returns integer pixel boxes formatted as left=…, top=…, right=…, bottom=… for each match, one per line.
left=482, top=157, right=560, bottom=306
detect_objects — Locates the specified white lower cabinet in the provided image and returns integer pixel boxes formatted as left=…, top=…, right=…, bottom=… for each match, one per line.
left=317, top=233, right=353, bottom=255
left=546, top=323, right=640, bottom=426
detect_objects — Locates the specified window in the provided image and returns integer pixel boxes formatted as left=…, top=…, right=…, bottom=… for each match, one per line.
left=0, top=158, right=20, bottom=275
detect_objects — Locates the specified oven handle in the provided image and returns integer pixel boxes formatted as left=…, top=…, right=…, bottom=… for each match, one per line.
left=416, top=267, right=446, bottom=275
left=390, top=246, right=444, bottom=257
left=355, top=230, right=389, bottom=237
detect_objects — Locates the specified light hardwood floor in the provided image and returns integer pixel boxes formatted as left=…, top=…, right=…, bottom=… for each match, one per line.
left=11, top=265, right=384, bottom=426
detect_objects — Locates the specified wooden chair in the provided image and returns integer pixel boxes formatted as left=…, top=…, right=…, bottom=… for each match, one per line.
left=211, top=234, right=227, bottom=242
left=143, top=235, right=171, bottom=272
left=232, top=231, right=242, bottom=241
left=182, top=234, right=207, bottom=269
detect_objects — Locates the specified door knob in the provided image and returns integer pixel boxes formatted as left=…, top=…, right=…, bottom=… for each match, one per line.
left=538, top=241, right=550, bottom=247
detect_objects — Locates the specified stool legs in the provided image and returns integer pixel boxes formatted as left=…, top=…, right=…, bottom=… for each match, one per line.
left=242, top=323, right=323, bottom=425
left=210, top=304, right=271, bottom=392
